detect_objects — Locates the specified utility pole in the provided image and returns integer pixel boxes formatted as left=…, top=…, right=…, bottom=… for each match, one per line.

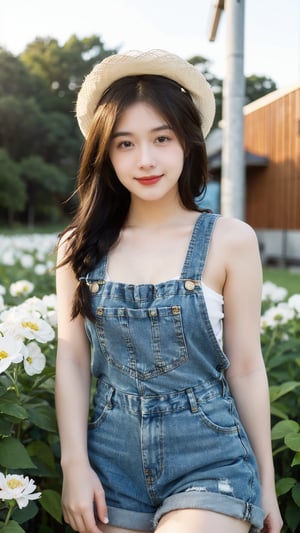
left=208, top=0, right=246, bottom=220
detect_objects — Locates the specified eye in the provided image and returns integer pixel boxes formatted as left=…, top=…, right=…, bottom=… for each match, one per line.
left=117, top=140, right=133, bottom=149
left=155, top=135, right=171, bottom=144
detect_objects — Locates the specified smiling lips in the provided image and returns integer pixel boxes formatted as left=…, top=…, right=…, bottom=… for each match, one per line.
left=135, top=175, right=163, bottom=185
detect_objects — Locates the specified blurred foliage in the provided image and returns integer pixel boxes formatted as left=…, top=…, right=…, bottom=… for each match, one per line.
left=261, top=293, right=300, bottom=532
left=0, top=36, right=117, bottom=227
left=263, top=268, right=300, bottom=298
left=187, top=54, right=277, bottom=129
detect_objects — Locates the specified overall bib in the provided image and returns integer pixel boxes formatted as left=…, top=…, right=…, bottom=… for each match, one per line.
left=84, top=213, right=264, bottom=531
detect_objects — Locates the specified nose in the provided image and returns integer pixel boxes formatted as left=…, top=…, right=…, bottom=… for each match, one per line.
left=137, top=143, right=156, bottom=169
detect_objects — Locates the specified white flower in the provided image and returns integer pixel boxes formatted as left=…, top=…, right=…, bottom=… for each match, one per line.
left=1, top=250, right=15, bottom=266
left=34, top=263, right=47, bottom=275
left=23, top=342, right=46, bottom=375
left=288, top=294, right=300, bottom=315
left=46, top=310, right=57, bottom=327
left=262, top=281, right=288, bottom=303
left=19, top=296, right=47, bottom=318
left=42, top=294, right=56, bottom=310
left=19, top=314, right=55, bottom=343
left=46, top=259, right=55, bottom=270
left=0, top=335, right=24, bottom=373
left=0, top=473, right=41, bottom=509
left=10, top=280, right=34, bottom=297
left=0, top=309, right=55, bottom=343
left=42, top=294, right=57, bottom=327
left=261, top=302, right=296, bottom=329
left=0, top=285, right=6, bottom=295
left=276, top=302, right=296, bottom=322
left=0, top=295, right=5, bottom=312
left=20, top=254, right=34, bottom=268
left=0, top=308, right=29, bottom=340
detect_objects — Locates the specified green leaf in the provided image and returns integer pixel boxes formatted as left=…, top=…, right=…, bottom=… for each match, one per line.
left=26, top=405, right=57, bottom=433
left=1, top=520, right=25, bottom=532
left=292, top=483, right=300, bottom=507
left=267, top=354, right=295, bottom=369
left=0, top=418, right=14, bottom=437
left=26, top=441, right=57, bottom=476
left=272, top=444, right=288, bottom=457
left=269, top=381, right=300, bottom=402
left=27, top=441, right=56, bottom=468
left=284, top=502, right=300, bottom=533
left=12, top=501, right=39, bottom=524
left=0, top=437, right=36, bottom=469
left=285, top=432, right=300, bottom=452
left=276, top=477, right=296, bottom=496
left=40, top=489, right=62, bottom=524
left=36, top=526, right=57, bottom=533
left=291, top=451, right=300, bottom=467
left=0, top=400, right=28, bottom=420
left=270, top=405, right=288, bottom=420
left=271, top=420, right=299, bottom=439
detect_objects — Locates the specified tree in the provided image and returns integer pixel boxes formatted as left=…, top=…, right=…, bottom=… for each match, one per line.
left=20, top=155, right=69, bottom=226
left=0, top=47, right=46, bottom=99
left=20, top=35, right=117, bottom=114
left=38, top=110, right=81, bottom=185
left=245, top=75, right=277, bottom=104
left=188, top=55, right=223, bottom=129
left=0, top=148, right=26, bottom=224
left=0, top=95, right=46, bottom=161
left=187, top=55, right=278, bottom=131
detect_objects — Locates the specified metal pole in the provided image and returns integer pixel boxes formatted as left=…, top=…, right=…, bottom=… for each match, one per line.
left=221, top=0, right=246, bottom=219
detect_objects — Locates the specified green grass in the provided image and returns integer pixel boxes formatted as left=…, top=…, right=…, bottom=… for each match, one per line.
left=263, top=267, right=300, bottom=296
left=0, top=223, right=67, bottom=235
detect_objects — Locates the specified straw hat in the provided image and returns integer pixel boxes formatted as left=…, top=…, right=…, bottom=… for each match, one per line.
left=76, top=49, right=216, bottom=139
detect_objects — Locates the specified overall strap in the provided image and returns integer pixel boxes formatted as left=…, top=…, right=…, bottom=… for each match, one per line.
left=82, top=255, right=107, bottom=284
left=181, top=212, right=220, bottom=280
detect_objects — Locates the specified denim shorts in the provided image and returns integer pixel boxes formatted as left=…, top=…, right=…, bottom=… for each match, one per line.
left=88, top=379, right=264, bottom=531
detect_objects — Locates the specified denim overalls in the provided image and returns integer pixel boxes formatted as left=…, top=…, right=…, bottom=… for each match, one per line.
left=84, top=213, right=264, bottom=532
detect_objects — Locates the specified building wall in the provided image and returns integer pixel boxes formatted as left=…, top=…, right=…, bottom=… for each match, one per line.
left=244, top=85, right=300, bottom=230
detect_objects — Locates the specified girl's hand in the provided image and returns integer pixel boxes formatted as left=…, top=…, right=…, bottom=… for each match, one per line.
left=62, top=462, right=108, bottom=533
left=261, top=488, right=283, bottom=533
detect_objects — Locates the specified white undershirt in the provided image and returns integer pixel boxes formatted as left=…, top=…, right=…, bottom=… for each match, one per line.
left=201, top=281, right=224, bottom=348
left=105, top=273, right=224, bottom=348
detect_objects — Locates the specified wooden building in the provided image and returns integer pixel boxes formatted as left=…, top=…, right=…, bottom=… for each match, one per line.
left=202, top=84, right=300, bottom=263
left=244, top=83, right=300, bottom=231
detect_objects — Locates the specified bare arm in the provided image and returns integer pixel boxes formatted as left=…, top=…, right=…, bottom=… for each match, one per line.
left=221, top=219, right=282, bottom=533
left=55, top=238, right=108, bottom=532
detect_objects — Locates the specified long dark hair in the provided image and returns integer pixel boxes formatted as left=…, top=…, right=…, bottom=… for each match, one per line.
left=60, top=74, right=209, bottom=320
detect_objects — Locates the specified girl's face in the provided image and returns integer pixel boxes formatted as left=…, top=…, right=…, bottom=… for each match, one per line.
left=109, top=102, right=184, bottom=203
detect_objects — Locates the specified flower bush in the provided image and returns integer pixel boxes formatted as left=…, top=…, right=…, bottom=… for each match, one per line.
left=0, top=234, right=299, bottom=531
left=261, top=281, right=300, bottom=532
left=0, top=234, right=62, bottom=532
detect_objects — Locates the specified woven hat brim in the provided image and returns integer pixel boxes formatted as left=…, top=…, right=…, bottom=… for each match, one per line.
left=76, top=49, right=216, bottom=138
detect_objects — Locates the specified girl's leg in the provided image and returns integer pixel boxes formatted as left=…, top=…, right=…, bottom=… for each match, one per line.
left=155, top=509, right=250, bottom=533
left=102, top=525, right=151, bottom=533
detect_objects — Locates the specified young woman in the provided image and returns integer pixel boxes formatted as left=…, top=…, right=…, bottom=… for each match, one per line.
left=55, top=49, right=282, bottom=533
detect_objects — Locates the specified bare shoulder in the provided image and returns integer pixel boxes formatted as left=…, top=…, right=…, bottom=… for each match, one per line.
left=56, top=228, right=75, bottom=263
left=56, top=228, right=78, bottom=294
left=214, top=216, right=259, bottom=253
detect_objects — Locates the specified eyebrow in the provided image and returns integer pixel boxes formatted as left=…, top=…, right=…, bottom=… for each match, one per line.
left=111, top=125, right=172, bottom=139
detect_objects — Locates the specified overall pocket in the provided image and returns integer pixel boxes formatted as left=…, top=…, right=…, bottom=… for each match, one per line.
left=197, top=393, right=238, bottom=434
left=95, top=305, right=188, bottom=380
left=88, top=393, right=113, bottom=430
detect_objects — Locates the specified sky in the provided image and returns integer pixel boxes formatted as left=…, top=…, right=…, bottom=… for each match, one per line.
left=1, top=0, right=299, bottom=90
